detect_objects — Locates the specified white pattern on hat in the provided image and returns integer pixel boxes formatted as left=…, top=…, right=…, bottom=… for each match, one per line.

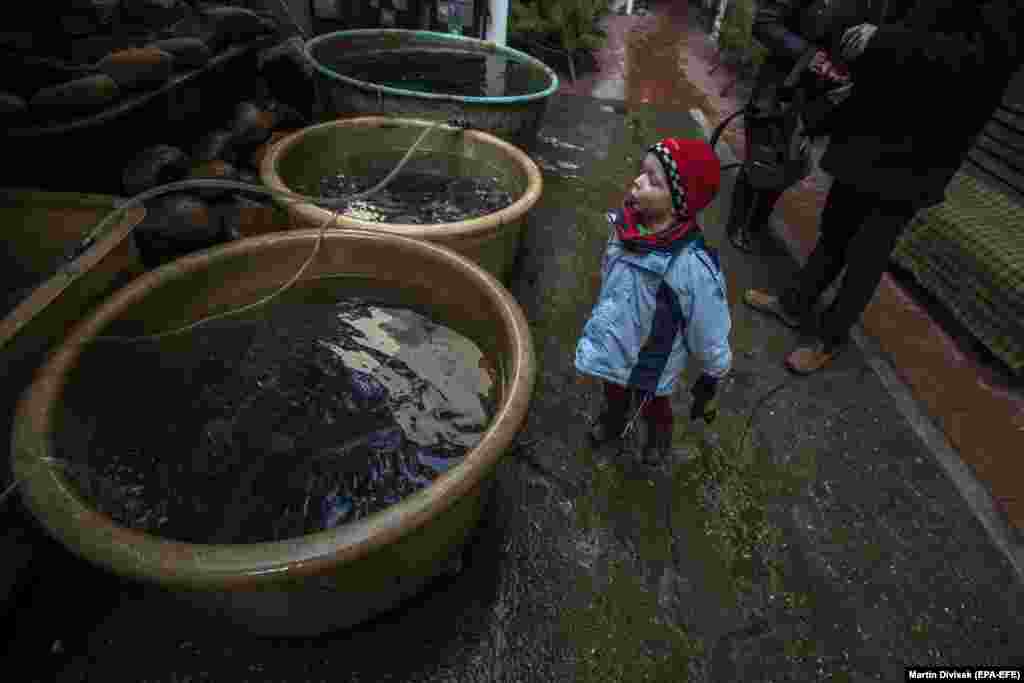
left=649, top=142, right=689, bottom=217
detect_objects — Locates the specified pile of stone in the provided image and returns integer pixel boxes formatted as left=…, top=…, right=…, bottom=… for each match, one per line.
left=0, top=1, right=280, bottom=127
left=127, top=97, right=308, bottom=268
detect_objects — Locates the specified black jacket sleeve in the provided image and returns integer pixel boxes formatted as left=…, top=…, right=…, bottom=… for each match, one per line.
left=850, top=0, right=1023, bottom=82
left=754, top=0, right=816, bottom=61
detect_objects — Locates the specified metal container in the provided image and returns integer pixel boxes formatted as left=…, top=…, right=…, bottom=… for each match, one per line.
left=304, top=29, right=559, bottom=148
left=11, top=229, right=536, bottom=637
left=260, top=116, right=543, bottom=283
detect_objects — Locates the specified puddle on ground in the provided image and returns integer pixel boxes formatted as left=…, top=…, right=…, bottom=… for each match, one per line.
left=316, top=153, right=517, bottom=224
left=321, top=49, right=546, bottom=98
left=539, top=135, right=586, bottom=152
left=57, top=298, right=496, bottom=544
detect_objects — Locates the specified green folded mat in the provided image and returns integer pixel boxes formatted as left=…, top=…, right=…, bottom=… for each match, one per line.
left=892, top=170, right=1024, bottom=374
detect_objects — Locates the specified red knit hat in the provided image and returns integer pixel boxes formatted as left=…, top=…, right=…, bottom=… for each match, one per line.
left=647, top=137, right=722, bottom=219
left=615, top=137, right=722, bottom=252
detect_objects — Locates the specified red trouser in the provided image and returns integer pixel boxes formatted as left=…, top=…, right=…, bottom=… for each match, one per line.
left=603, top=382, right=673, bottom=436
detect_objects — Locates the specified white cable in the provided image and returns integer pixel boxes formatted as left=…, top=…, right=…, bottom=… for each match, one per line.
left=89, top=120, right=446, bottom=344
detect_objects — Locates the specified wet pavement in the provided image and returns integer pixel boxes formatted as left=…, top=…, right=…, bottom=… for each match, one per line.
left=3, top=92, right=1023, bottom=682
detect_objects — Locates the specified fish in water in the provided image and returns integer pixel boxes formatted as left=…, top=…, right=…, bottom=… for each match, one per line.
left=367, top=426, right=404, bottom=453
left=350, top=368, right=388, bottom=408
left=416, top=446, right=461, bottom=475
left=322, top=487, right=354, bottom=529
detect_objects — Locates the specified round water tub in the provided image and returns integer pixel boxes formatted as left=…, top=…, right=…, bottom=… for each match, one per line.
left=11, top=229, right=535, bottom=637
left=305, top=29, right=559, bottom=148
left=260, top=116, right=542, bottom=283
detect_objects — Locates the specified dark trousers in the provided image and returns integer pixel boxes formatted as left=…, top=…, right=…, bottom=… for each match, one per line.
left=726, top=168, right=785, bottom=237
left=603, top=382, right=673, bottom=437
left=779, top=179, right=918, bottom=347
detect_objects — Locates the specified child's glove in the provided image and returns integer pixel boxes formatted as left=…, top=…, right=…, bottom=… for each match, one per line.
left=808, top=49, right=850, bottom=83
left=839, top=23, right=878, bottom=62
left=689, top=373, right=720, bottom=425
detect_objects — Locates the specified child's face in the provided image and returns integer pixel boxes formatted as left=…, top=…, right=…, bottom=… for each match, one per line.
left=628, top=153, right=674, bottom=218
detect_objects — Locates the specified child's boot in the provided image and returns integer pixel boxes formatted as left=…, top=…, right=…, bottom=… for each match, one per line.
left=641, top=424, right=689, bottom=465
left=589, top=408, right=627, bottom=446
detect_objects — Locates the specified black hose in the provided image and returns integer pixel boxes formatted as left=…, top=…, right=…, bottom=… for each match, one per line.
left=710, top=107, right=747, bottom=150
left=710, top=107, right=746, bottom=174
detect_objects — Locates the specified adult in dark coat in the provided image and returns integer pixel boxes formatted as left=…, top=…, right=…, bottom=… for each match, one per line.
left=724, top=0, right=886, bottom=252
left=745, top=0, right=1023, bottom=374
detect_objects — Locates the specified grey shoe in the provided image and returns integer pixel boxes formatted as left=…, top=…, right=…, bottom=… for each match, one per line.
left=640, top=429, right=692, bottom=466
left=743, top=289, right=802, bottom=329
left=589, top=414, right=626, bottom=446
left=639, top=444, right=662, bottom=465
left=728, top=223, right=758, bottom=253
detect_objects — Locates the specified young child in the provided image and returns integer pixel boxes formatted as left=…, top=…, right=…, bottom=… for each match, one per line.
left=575, top=137, right=732, bottom=463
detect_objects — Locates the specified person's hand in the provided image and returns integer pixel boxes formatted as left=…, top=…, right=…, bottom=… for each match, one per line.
left=689, top=374, right=720, bottom=424
left=839, top=23, right=878, bottom=61
left=808, top=49, right=851, bottom=83
left=825, top=82, right=854, bottom=105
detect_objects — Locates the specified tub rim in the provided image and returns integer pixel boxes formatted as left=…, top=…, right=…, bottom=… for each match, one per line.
left=304, top=29, right=560, bottom=105
left=11, top=228, right=535, bottom=591
left=259, top=116, right=544, bottom=240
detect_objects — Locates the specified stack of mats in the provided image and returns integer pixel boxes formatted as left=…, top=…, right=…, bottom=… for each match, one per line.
left=892, top=169, right=1024, bottom=374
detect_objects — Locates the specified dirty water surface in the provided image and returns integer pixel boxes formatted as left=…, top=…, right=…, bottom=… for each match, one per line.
left=319, top=163, right=516, bottom=224
left=322, top=49, right=546, bottom=98
left=58, top=298, right=494, bottom=544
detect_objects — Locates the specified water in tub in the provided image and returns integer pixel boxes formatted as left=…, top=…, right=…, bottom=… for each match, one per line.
left=317, top=153, right=517, bottom=224
left=322, top=48, right=546, bottom=98
left=57, top=297, right=497, bottom=544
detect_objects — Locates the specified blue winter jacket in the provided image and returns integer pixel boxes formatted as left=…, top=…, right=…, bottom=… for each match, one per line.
left=575, top=213, right=732, bottom=396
